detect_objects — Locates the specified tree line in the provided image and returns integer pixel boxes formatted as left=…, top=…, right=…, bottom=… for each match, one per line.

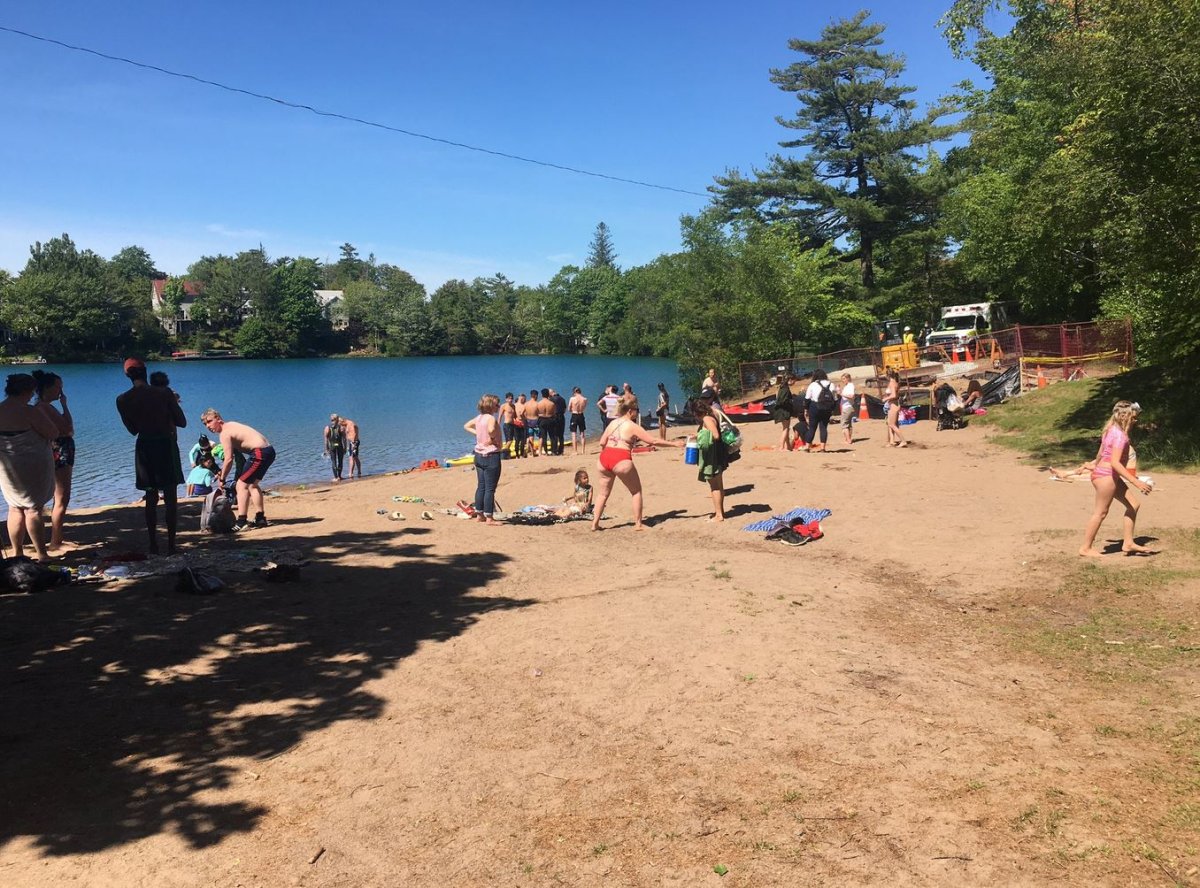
left=2, top=3, right=1195, bottom=384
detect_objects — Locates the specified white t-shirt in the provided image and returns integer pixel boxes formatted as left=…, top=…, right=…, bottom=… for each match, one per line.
left=839, top=382, right=856, bottom=410
left=805, top=380, right=835, bottom=406
left=602, top=394, right=621, bottom=419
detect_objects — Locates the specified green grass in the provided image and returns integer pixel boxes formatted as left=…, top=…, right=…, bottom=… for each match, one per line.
left=976, top=366, right=1200, bottom=470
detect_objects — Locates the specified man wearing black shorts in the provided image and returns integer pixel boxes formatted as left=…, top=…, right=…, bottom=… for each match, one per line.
left=549, top=388, right=567, bottom=455
left=200, top=408, right=275, bottom=530
left=116, top=358, right=187, bottom=554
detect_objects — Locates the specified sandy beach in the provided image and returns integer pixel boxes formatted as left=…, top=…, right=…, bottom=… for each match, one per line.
left=2, top=416, right=1198, bottom=886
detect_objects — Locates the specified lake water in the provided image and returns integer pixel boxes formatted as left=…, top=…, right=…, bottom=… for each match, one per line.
left=14, top=355, right=681, bottom=509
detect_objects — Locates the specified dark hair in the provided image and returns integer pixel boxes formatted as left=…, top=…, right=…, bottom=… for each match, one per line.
left=5, top=374, right=36, bottom=397
left=126, top=364, right=147, bottom=382
left=812, top=368, right=828, bottom=382
left=31, top=369, right=61, bottom=398
left=505, top=392, right=513, bottom=399
left=693, top=398, right=714, bottom=418
left=540, top=388, right=550, bottom=398
left=887, top=368, right=900, bottom=382
left=572, top=386, right=581, bottom=394
left=149, top=371, right=170, bottom=387
left=966, top=379, right=983, bottom=394
left=658, top=382, right=667, bottom=392
left=530, top=389, right=538, bottom=397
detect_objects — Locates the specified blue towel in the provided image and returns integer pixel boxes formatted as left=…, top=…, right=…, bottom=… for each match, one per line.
left=742, top=507, right=831, bottom=533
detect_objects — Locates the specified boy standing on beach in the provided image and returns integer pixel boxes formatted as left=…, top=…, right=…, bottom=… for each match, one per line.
left=342, top=416, right=361, bottom=478
left=116, top=358, right=187, bottom=554
left=201, top=408, right=275, bottom=530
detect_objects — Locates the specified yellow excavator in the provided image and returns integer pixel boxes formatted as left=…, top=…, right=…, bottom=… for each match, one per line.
left=873, top=319, right=919, bottom=375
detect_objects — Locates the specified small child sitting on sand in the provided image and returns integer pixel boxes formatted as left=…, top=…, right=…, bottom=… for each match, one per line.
left=554, top=470, right=593, bottom=518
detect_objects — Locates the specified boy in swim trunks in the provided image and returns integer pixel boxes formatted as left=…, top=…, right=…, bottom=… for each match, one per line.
left=201, top=408, right=275, bottom=530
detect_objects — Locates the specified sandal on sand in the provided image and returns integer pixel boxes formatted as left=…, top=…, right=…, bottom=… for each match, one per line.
left=421, top=511, right=434, bottom=520
left=455, top=500, right=477, bottom=517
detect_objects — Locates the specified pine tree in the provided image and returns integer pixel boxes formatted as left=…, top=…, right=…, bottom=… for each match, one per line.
left=586, top=222, right=619, bottom=270
left=713, top=12, right=956, bottom=292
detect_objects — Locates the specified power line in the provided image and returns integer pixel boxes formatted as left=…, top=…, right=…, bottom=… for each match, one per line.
left=0, top=24, right=710, bottom=198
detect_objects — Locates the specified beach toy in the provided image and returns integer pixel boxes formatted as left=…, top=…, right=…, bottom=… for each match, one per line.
left=684, top=436, right=699, bottom=465
left=1138, top=474, right=1155, bottom=493
left=444, top=455, right=474, bottom=467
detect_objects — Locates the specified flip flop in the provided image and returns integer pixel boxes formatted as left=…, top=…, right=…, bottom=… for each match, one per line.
left=389, top=511, right=406, bottom=521
left=455, top=500, right=477, bottom=517
left=421, top=511, right=434, bottom=520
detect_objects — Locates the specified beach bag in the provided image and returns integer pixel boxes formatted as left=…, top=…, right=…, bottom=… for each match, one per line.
left=713, top=409, right=742, bottom=462
left=945, top=393, right=963, bottom=413
left=899, top=407, right=918, bottom=426
left=816, top=381, right=836, bottom=410
left=200, top=487, right=236, bottom=534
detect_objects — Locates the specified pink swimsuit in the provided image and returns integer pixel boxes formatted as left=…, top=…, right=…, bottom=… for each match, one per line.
left=1091, top=425, right=1128, bottom=479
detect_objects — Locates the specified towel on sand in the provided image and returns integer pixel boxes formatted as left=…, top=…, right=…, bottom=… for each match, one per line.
left=0, top=429, right=54, bottom=509
left=742, top=508, right=831, bottom=533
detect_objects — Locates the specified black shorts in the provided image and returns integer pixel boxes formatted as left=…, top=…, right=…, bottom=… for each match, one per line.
left=238, top=446, right=276, bottom=483
left=135, top=436, right=184, bottom=491
left=570, top=413, right=586, bottom=432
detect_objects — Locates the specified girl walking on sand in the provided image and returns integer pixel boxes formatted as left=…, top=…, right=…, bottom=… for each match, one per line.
left=1079, top=400, right=1153, bottom=557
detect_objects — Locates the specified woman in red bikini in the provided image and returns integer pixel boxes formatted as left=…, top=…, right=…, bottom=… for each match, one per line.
left=590, top=394, right=684, bottom=531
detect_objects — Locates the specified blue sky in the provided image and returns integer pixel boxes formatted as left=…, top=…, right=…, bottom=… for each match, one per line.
left=0, top=1, right=984, bottom=291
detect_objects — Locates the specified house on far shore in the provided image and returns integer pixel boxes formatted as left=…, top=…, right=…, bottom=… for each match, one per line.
left=315, top=289, right=348, bottom=330
left=151, top=279, right=204, bottom=337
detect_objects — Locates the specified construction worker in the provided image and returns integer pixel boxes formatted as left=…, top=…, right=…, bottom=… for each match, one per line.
left=903, top=325, right=915, bottom=345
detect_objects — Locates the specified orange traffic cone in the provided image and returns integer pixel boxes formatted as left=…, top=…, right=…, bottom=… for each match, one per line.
left=858, top=394, right=869, bottom=421
left=965, top=344, right=974, bottom=362
left=950, top=349, right=959, bottom=364
left=1037, top=367, right=1047, bottom=389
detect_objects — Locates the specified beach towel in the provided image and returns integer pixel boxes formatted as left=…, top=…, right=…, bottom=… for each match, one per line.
left=0, top=429, right=54, bottom=509
left=742, top=507, right=832, bottom=533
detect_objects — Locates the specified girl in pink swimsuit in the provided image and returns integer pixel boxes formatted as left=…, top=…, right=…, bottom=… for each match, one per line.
left=591, top=394, right=685, bottom=531
left=1079, top=400, right=1153, bottom=557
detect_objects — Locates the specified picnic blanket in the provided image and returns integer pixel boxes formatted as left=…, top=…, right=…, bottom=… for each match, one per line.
left=742, top=508, right=831, bottom=533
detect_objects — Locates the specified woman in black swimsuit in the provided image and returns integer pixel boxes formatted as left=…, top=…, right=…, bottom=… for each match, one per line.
left=32, top=370, right=74, bottom=552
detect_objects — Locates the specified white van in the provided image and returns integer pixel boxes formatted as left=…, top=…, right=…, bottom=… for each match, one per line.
left=926, top=302, right=1012, bottom=356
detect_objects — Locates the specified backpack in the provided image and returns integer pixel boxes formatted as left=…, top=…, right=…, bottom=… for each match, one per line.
left=201, top=486, right=236, bottom=534
left=816, top=381, right=836, bottom=410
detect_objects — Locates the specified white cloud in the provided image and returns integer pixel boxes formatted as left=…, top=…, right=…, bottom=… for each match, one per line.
left=205, top=223, right=269, bottom=240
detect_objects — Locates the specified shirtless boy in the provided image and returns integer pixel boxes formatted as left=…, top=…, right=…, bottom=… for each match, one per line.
left=568, top=386, right=588, bottom=454
left=536, top=388, right=555, bottom=455
left=523, top=390, right=541, bottom=457
left=201, top=408, right=275, bottom=530
left=498, top=393, right=516, bottom=451
left=341, top=416, right=361, bottom=478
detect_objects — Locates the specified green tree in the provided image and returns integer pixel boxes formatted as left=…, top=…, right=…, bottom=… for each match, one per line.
left=109, top=245, right=159, bottom=281
left=941, top=0, right=1200, bottom=369
left=430, top=279, right=480, bottom=354
left=712, top=11, right=957, bottom=292
left=272, top=257, right=328, bottom=355
left=586, top=222, right=619, bottom=270
left=0, top=234, right=124, bottom=356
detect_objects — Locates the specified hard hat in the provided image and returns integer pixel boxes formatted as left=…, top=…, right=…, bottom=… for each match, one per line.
left=904, top=326, right=912, bottom=331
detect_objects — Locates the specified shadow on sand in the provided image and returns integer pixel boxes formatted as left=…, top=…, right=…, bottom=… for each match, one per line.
left=0, top=501, right=528, bottom=856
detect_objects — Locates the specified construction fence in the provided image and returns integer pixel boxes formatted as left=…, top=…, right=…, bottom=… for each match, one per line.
left=738, top=319, right=1134, bottom=397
